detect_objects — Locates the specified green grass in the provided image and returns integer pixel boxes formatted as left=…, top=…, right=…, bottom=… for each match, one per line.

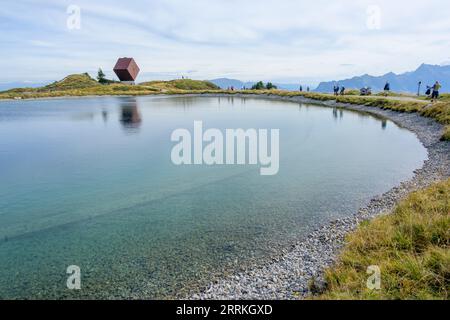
left=140, top=79, right=219, bottom=91
left=443, top=126, right=450, bottom=141
left=375, top=91, right=417, bottom=98
left=0, top=73, right=100, bottom=98
left=317, top=178, right=450, bottom=300
left=43, top=73, right=101, bottom=90
left=343, top=89, right=360, bottom=96
left=0, top=74, right=219, bottom=99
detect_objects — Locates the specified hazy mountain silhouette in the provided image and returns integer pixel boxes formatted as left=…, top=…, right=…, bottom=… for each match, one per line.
left=209, top=78, right=254, bottom=89
left=0, top=81, right=49, bottom=91
left=314, top=64, right=450, bottom=93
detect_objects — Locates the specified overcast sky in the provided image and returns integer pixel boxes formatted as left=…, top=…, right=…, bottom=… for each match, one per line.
left=1, top=0, right=450, bottom=85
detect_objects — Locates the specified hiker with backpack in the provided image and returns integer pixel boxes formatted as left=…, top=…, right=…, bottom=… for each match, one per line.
left=431, top=81, right=441, bottom=102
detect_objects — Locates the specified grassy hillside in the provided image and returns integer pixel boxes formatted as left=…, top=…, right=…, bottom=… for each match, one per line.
left=140, top=79, right=219, bottom=91
left=44, top=73, right=101, bottom=90
left=0, top=74, right=219, bottom=99
left=1, top=73, right=100, bottom=96
left=318, top=178, right=450, bottom=300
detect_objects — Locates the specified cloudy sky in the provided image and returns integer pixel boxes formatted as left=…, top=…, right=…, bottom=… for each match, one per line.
left=1, top=0, right=450, bottom=86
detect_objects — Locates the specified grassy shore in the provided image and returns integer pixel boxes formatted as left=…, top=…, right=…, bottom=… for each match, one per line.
left=244, top=90, right=450, bottom=141
left=317, top=178, right=449, bottom=300
left=2, top=76, right=448, bottom=141
left=247, top=90, right=450, bottom=141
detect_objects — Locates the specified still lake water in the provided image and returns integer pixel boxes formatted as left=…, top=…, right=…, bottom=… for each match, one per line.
left=0, top=96, right=427, bottom=299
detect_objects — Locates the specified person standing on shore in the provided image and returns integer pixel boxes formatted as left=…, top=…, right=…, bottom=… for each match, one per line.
left=431, top=81, right=441, bottom=102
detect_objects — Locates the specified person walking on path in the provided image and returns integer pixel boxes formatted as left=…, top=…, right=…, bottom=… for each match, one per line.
left=333, top=85, right=339, bottom=96
left=431, top=81, right=441, bottom=102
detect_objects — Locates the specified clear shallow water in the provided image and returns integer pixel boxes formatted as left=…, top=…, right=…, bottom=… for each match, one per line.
left=0, top=96, right=427, bottom=299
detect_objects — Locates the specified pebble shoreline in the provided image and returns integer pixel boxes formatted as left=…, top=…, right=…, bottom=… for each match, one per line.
left=189, top=94, right=450, bottom=300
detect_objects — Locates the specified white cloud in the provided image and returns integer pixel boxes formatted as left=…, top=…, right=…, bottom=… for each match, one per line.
left=0, top=0, right=449, bottom=85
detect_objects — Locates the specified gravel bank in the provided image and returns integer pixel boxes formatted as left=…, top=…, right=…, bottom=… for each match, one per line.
left=190, top=94, right=450, bottom=300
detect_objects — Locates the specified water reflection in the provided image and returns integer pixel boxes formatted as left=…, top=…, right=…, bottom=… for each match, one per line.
left=119, top=98, right=142, bottom=132
left=330, top=107, right=391, bottom=131
left=332, top=107, right=344, bottom=120
left=102, top=109, right=108, bottom=123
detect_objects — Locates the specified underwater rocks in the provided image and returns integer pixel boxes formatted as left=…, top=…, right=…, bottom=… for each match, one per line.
left=189, top=94, right=450, bottom=300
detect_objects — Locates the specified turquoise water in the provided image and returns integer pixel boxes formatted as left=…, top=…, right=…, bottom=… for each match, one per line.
left=0, top=96, right=427, bottom=299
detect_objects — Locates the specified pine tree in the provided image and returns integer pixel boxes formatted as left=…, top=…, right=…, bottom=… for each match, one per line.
left=251, top=81, right=265, bottom=90
left=97, top=68, right=106, bottom=84
left=266, top=82, right=277, bottom=90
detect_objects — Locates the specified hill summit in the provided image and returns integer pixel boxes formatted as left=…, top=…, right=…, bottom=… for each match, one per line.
left=44, top=73, right=101, bottom=91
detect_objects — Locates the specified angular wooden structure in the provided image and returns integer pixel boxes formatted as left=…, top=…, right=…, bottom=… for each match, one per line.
left=113, top=58, right=140, bottom=82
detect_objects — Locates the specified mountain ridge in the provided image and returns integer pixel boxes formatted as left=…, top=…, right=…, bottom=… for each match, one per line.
left=314, top=64, right=450, bottom=93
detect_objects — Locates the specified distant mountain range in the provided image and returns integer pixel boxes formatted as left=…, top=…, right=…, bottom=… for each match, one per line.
left=314, top=64, right=450, bottom=93
left=211, top=64, right=449, bottom=93
left=0, top=81, right=49, bottom=91
left=209, top=78, right=252, bottom=89
left=1, top=63, right=448, bottom=94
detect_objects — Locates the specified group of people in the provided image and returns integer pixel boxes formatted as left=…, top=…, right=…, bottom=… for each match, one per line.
left=333, top=85, right=345, bottom=96
left=364, top=80, right=443, bottom=102
left=385, top=80, right=442, bottom=101
left=229, top=80, right=442, bottom=100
